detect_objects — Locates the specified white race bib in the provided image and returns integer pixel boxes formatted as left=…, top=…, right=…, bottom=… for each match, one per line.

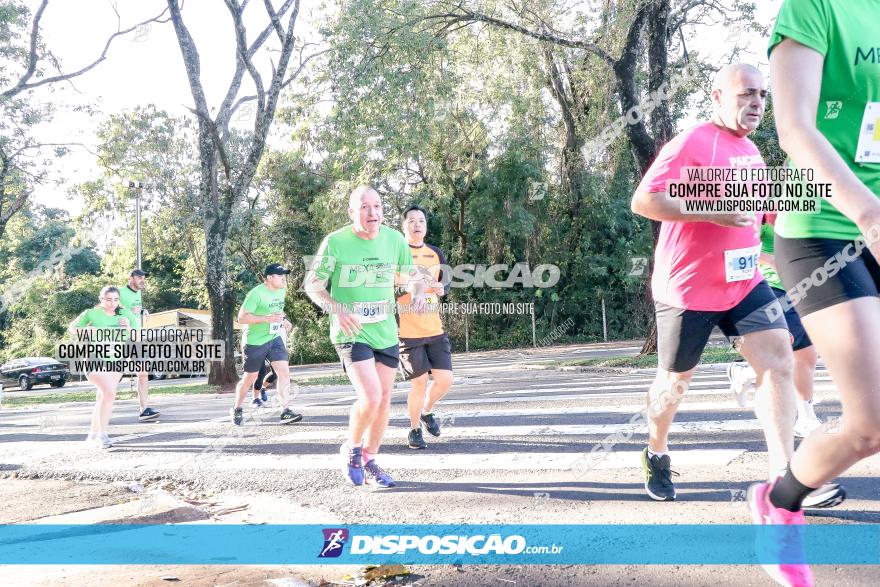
left=855, top=102, right=880, bottom=163
left=352, top=301, right=388, bottom=324
left=269, top=321, right=282, bottom=335
left=725, top=246, right=760, bottom=282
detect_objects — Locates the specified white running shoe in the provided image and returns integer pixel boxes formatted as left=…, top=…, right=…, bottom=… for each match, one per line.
left=801, top=483, right=846, bottom=509
left=83, top=434, right=112, bottom=449
left=793, top=414, right=823, bottom=439
left=726, top=362, right=756, bottom=408
left=98, top=432, right=113, bottom=448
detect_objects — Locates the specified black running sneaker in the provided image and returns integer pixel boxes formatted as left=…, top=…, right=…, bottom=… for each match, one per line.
left=231, top=406, right=244, bottom=426
left=642, top=447, right=678, bottom=501
left=802, top=483, right=846, bottom=509
left=280, top=408, right=303, bottom=424
left=138, top=407, right=160, bottom=422
left=420, top=412, right=441, bottom=437
left=408, top=428, right=427, bottom=449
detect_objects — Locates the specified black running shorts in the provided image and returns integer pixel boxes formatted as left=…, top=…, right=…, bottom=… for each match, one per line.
left=774, top=235, right=880, bottom=317
left=399, top=333, right=453, bottom=380
left=243, top=336, right=288, bottom=372
left=770, top=286, right=812, bottom=351
left=656, top=280, right=788, bottom=373
left=334, top=342, right=400, bottom=372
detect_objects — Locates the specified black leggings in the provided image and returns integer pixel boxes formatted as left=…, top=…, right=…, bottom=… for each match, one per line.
left=253, top=360, right=277, bottom=391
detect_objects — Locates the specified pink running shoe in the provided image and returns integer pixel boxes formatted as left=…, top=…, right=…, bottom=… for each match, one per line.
left=747, top=481, right=814, bottom=587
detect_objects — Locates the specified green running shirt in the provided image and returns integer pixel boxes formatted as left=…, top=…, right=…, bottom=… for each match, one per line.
left=118, top=285, right=143, bottom=326
left=769, top=0, right=880, bottom=239
left=240, top=284, right=287, bottom=346
left=313, top=225, right=414, bottom=349
left=759, top=222, right=783, bottom=290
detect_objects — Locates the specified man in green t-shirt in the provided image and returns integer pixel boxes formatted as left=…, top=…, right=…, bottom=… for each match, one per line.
left=231, top=264, right=301, bottom=426
left=119, top=269, right=159, bottom=422
left=747, top=2, right=880, bottom=585
left=305, top=186, right=426, bottom=488
left=727, top=221, right=824, bottom=437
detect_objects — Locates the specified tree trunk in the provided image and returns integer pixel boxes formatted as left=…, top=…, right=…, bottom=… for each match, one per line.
left=637, top=0, right=673, bottom=356
left=0, top=153, right=31, bottom=242
left=542, top=49, right=588, bottom=288
left=204, top=200, right=238, bottom=386
left=457, top=191, right=468, bottom=257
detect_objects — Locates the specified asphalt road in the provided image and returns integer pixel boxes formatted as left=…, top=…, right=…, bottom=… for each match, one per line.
left=1, top=341, right=877, bottom=586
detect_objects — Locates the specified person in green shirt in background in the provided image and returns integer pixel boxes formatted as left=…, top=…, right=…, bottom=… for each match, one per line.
left=305, top=186, right=427, bottom=488
left=119, top=269, right=159, bottom=422
left=230, top=264, right=302, bottom=426
left=69, top=286, right=139, bottom=449
left=728, top=219, right=825, bottom=437
left=748, top=2, right=880, bottom=585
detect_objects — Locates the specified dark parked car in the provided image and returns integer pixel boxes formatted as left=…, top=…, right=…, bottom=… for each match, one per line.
left=0, top=357, right=69, bottom=390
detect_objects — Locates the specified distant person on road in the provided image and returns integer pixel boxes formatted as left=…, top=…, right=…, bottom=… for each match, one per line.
left=118, top=269, right=159, bottom=422
left=252, top=359, right=277, bottom=407
left=238, top=335, right=277, bottom=408
left=397, top=205, right=453, bottom=450
left=231, top=264, right=301, bottom=426
left=69, top=286, right=139, bottom=449
left=304, top=186, right=427, bottom=488
left=629, top=64, right=841, bottom=507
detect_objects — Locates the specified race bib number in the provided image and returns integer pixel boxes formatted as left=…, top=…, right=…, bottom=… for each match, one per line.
left=353, top=301, right=388, bottom=324
left=725, top=246, right=759, bottom=282
left=855, top=102, right=880, bottom=164
left=269, top=321, right=282, bottom=335
left=425, top=294, right=439, bottom=307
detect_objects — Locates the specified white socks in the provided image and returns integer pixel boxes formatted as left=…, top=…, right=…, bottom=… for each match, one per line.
left=647, top=448, right=668, bottom=460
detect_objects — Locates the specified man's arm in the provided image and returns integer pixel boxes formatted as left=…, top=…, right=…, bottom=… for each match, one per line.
left=631, top=188, right=754, bottom=227
left=236, top=307, right=281, bottom=325
left=303, top=265, right=362, bottom=336
left=394, top=242, right=429, bottom=310
left=432, top=244, right=450, bottom=296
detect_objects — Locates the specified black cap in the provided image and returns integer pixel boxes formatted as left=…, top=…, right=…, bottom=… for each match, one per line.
left=131, top=269, right=149, bottom=277
left=265, top=263, right=291, bottom=276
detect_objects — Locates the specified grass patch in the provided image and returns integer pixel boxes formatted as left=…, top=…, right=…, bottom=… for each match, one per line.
left=0, top=383, right=218, bottom=408
left=295, top=373, right=405, bottom=386
left=555, top=345, right=740, bottom=369
left=294, top=374, right=351, bottom=386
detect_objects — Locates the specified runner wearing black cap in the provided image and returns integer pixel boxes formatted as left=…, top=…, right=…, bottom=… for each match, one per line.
left=230, top=263, right=302, bottom=425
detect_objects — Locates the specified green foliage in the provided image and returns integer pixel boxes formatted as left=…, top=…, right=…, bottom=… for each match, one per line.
left=0, top=1, right=768, bottom=363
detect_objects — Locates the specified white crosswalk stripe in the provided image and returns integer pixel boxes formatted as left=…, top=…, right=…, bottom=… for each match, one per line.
left=0, top=363, right=840, bottom=476
left=251, top=366, right=838, bottom=471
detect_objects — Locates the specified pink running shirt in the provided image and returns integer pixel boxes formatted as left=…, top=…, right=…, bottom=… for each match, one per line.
left=637, top=122, right=765, bottom=311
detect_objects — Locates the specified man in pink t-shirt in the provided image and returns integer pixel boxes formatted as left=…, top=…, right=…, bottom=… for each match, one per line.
left=631, top=64, right=797, bottom=502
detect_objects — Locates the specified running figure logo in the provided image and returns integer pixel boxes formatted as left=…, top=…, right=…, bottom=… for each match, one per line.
left=628, top=257, right=648, bottom=276
left=824, top=101, right=843, bottom=120
left=318, top=528, right=349, bottom=558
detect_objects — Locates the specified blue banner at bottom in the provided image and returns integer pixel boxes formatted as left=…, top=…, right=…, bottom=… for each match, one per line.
left=0, top=524, right=878, bottom=565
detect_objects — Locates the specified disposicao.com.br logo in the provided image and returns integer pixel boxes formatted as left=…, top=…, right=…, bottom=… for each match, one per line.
left=318, top=529, right=563, bottom=557
left=318, top=528, right=349, bottom=558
